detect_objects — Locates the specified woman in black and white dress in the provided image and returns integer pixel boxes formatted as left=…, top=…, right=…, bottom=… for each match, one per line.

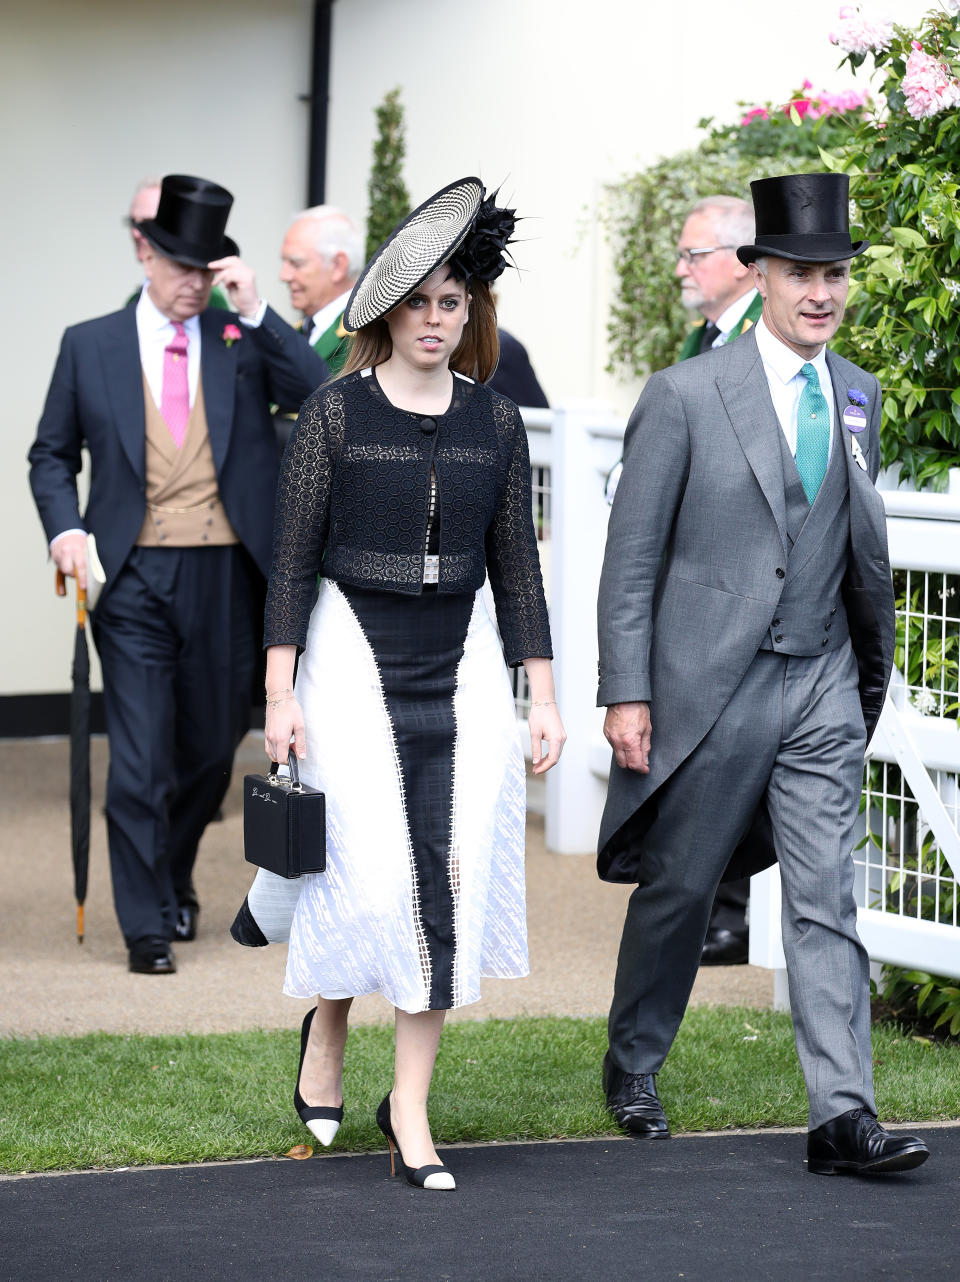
left=246, top=179, right=564, bottom=1190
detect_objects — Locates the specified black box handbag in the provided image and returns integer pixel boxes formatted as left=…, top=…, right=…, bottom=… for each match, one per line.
left=243, top=750, right=326, bottom=879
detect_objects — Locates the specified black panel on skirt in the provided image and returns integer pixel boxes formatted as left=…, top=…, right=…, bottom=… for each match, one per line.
left=339, top=584, right=474, bottom=1009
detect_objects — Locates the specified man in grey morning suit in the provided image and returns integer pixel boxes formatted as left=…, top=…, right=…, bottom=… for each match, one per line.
left=596, top=173, right=929, bottom=1175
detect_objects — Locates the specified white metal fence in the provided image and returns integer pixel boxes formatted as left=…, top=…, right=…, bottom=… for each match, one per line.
left=518, top=404, right=960, bottom=994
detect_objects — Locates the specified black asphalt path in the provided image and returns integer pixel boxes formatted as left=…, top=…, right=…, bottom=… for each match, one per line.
left=2, top=1129, right=956, bottom=1281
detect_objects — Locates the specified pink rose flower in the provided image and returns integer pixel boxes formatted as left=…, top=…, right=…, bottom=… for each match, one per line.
left=740, top=106, right=770, bottom=125
left=829, top=5, right=893, bottom=54
left=222, top=323, right=243, bottom=348
left=784, top=97, right=813, bottom=118
left=818, top=87, right=871, bottom=114
left=901, top=46, right=960, bottom=119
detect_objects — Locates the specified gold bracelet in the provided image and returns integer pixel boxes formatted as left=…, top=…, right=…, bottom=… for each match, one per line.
left=531, top=699, right=556, bottom=707
left=265, top=687, right=293, bottom=700
left=266, top=694, right=295, bottom=711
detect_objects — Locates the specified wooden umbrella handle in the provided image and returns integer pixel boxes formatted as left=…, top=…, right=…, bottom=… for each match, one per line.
left=55, top=569, right=87, bottom=626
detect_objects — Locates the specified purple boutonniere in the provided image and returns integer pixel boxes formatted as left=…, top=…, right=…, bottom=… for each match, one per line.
left=222, top=323, right=242, bottom=348
left=843, top=387, right=868, bottom=432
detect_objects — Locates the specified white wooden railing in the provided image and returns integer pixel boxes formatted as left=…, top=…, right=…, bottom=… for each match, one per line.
left=518, top=405, right=960, bottom=1001
left=750, top=481, right=960, bottom=1005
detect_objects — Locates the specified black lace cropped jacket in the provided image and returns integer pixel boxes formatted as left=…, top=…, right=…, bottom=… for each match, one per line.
left=263, top=370, right=552, bottom=667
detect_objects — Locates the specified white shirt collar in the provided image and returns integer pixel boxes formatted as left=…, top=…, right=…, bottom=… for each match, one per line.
left=715, top=288, right=758, bottom=338
left=754, top=314, right=829, bottom=385
left=309, top=289, right=353, bottom=339
left=136, top=285, right=202, bottom=339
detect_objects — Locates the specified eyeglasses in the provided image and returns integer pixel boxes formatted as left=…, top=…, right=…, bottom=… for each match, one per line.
left=674, top=246, right=736, bottom=266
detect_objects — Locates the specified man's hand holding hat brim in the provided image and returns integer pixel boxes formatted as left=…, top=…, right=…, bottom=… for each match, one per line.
left=208, top=256, right=262, bottom=319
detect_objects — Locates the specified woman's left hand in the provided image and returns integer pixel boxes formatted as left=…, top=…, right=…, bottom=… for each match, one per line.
left=528, top=702, right=566, bottom=774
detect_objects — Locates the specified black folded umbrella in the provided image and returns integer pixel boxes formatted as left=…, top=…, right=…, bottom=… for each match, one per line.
left=58, top=571, right=90, bottom=943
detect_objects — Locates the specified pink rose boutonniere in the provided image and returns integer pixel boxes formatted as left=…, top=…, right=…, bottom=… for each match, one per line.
left=222, top=323, right=242, bottom=348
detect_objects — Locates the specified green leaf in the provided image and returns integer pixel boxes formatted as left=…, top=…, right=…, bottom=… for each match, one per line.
left=890, top=226, right=929, bottom=249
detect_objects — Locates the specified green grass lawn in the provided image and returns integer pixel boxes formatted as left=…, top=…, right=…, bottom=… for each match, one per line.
left=1, top=1010, right=956, bottom=1173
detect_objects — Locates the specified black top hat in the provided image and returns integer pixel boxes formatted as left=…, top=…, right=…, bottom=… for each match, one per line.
left=736, top=173, right=867, bottom=266
left=137, top=174, right=239, bottom=268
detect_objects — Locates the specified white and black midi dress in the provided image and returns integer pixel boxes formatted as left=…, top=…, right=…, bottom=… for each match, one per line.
left=249, top=369, right=552, bottom=1013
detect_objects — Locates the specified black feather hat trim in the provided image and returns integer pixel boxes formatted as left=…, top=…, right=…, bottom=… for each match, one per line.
left=449, top=191, right=518, bottom=284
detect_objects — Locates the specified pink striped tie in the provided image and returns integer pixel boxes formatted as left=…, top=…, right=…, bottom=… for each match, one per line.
left=160, top=322, right=189, bottom=448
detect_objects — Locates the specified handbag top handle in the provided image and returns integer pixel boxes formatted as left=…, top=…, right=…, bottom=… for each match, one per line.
left=268, top=748, right=303, bottom=792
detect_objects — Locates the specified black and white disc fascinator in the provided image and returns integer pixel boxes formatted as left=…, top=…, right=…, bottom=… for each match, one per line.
left=344, top=176, right=518, bottom=331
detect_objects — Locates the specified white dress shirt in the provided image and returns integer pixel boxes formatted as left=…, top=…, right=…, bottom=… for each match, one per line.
left=754, top=315, right=835, bottom=457
left=709, top=288, right=759, bottom=348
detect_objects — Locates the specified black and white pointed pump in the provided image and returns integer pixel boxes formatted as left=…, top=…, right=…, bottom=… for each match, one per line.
left=293, top=1006, right=344, bottom=1146
left=376, top=1093, right=456, bottom=1191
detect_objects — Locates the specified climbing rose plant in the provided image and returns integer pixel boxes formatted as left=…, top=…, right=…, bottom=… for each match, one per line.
left=823, top=3, right=960, bottom=488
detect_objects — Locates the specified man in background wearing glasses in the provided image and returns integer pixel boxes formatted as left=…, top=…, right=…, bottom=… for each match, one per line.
left=675, top=195, right=761, bottom=360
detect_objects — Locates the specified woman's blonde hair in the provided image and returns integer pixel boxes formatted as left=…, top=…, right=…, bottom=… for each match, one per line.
left=340, top=275, right=500, bottom=383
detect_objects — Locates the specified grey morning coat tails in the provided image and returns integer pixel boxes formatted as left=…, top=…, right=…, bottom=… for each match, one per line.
left=596, top=327, right=895, bottom=884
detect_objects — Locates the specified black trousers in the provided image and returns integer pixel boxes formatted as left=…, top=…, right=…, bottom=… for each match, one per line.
left=93, top=546, right=260, bottom=945
left=708, top=876, right=749, bottom=934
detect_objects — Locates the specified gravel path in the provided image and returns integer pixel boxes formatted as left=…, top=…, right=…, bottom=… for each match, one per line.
left=1, top=736, right=772, bottom=1037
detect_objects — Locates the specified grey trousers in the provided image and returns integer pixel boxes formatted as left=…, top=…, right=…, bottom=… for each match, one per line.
left=607, top=644, right=874, bottom=1129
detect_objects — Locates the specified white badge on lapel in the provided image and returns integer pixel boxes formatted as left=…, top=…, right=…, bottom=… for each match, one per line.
left=850, top=435, right=868, bottom=471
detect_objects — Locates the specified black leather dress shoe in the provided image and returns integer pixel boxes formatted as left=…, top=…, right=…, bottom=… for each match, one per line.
left=700, top=927, right=749, bottom=966
left=128, top=936, right=177, bottom=975
left=807, top=1108, right=930, bottom=1175
left=174, top=905, right=198, bottom=942
left=603, top=1052, right=670, bottom=1137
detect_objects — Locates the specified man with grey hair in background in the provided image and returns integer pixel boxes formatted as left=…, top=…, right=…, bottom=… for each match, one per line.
left=675, top=195, right=762, bottom=360
left=280, top=205, right=363, bottom=376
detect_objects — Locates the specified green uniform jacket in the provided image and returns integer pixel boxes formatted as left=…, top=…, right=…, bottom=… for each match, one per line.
left=677, top=292, right=763, bottom=362
left=310, top=312, right=350, bottom=378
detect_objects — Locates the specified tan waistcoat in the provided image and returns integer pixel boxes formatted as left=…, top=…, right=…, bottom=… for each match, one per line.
left=136, top=373, right=239, bottom=548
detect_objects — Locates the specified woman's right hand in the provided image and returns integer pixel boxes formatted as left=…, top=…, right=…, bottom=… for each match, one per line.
left=265, top=695, right=307, bottom=765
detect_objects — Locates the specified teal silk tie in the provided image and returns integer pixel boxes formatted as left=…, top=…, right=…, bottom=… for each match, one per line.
left=795, top=362, right=830, bottom=504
